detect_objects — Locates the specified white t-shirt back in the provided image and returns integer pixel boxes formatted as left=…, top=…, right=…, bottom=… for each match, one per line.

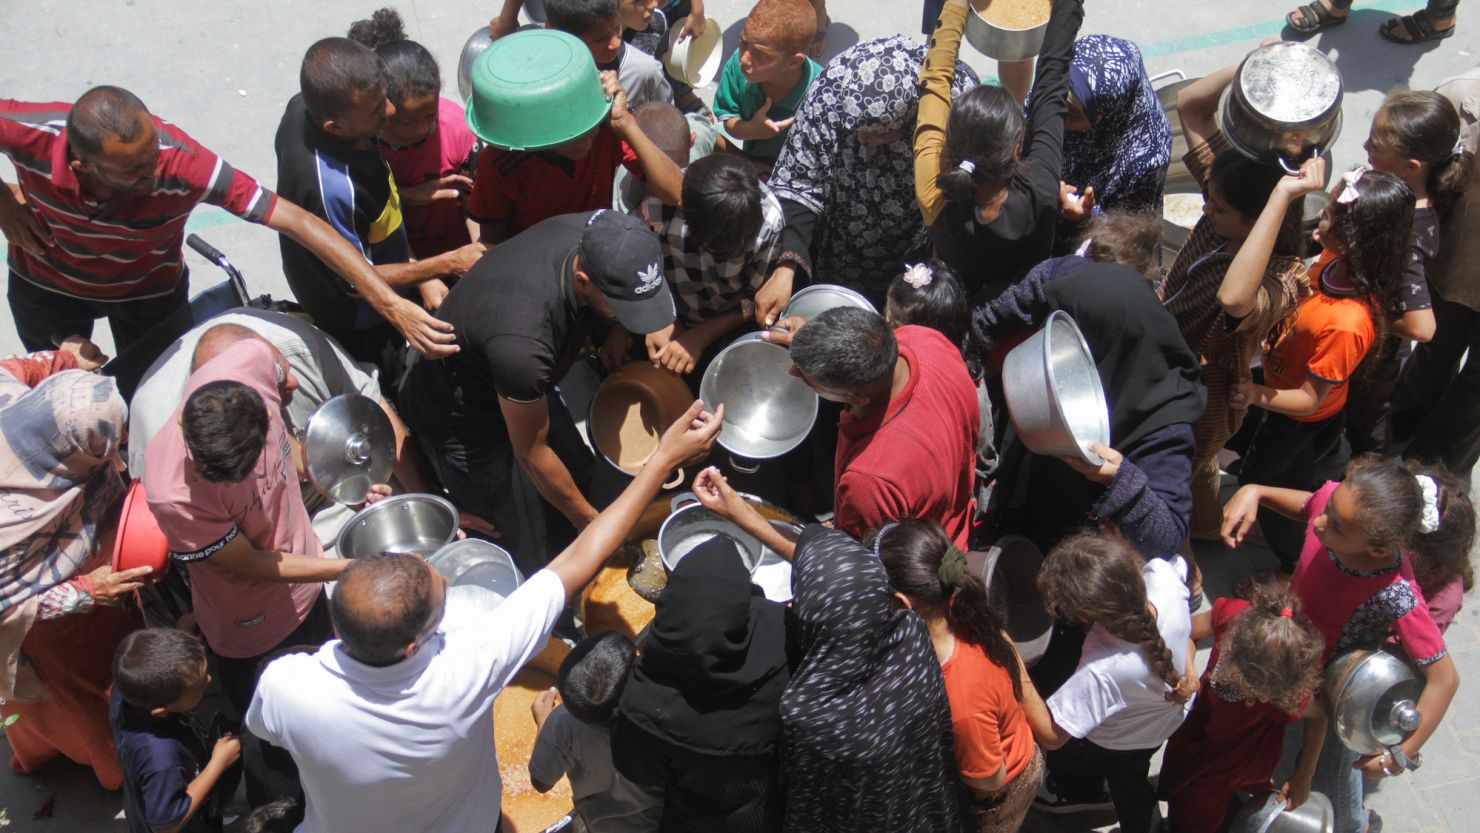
left=1047, top=557, right=1194, bottom=751
left=246, top=568, right=566, bottom=833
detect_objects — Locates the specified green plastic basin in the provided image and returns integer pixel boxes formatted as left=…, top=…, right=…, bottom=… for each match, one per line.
left=465, top=29, right=611, bottom=151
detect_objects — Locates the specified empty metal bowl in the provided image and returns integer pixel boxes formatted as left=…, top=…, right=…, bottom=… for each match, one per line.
left=429, top=539, right=523, bottom=610
left=335, top=494, right=460, bottom=560
left=699, top=333, right=819, bottom=461
left=1002, top=310, right=1111, bottom=466
left=1228, top=791, right=1334, bottom=833
left=457, top=28, right=493, bottom=102
left=657, top=500, right=765, bottom=574
left=970, top=535, right=1054, bottom=667
left=780, top=284, right=877, bottom=324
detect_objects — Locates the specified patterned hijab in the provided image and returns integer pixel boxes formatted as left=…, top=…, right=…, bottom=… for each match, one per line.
left=778, top=526, right=973, bottom=833
left=1059, top=35, right=1172, bottom=213
left=770, top=36, right=977, bottom=295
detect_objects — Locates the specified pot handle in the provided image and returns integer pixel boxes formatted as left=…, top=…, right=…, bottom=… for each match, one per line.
left=669, top=491, right=700, bottom=512
left=662, top=467, right=686, bottom=491
left=729, top=455, right=762, bottom=474
left=1278, top=144, right=1323, bottom=176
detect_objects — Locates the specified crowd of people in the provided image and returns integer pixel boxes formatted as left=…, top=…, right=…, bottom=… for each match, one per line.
left=0, top=0, right=1476, bottom=832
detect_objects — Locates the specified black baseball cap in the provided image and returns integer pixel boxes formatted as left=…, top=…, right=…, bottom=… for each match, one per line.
left=579, top=210, right=675, bottom=335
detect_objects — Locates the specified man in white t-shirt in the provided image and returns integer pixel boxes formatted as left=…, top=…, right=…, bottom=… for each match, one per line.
left=127, top=309, right=432, bottom=553
left=245, top=400, right=721, bottom=833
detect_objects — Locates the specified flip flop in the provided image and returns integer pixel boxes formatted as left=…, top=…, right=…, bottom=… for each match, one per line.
left=1379, top=10, right=1456, bottom=43
left=1285, top=1, right=1348, bottom=33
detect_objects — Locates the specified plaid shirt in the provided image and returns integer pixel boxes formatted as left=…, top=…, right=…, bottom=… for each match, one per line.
left=636, top=183, right=789, bottom=326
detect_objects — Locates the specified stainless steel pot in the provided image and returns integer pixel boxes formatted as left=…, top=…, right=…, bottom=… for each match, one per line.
left=335, top=494, right=459, bottom=560
left=1324, top=646, right=1424, bottom=756
left=967, top=535, right=1054, bottom=667
left=429, top=539, right=523, bottom=601
left=657, top=493, right=768, bottom=574
left=302, top=394, right=395, bottom=505
left=963, top=0, right=1050, bottom=62
left=457, top=28, right=493, bottom=102
left=1220, top=42, right=1344, bottom=173
left=1002, top=310, right=1110, bottom=466
left=781, top=284, right=877, bottom=324
left=699, top=333, right=818, bottom=469
left=1228, top=791, right=1335, bottom=833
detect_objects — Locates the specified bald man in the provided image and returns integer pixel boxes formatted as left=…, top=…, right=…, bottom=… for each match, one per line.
left=0, top=85, right=456, bottom=357
left=246, top=400, right=724, bottom=833
left=126, top=310, right=435, bottom=552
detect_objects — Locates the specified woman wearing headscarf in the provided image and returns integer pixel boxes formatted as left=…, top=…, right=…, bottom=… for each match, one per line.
left=766, top=35, right=978, bottom=310
left=612, top=536, right=790, bottom=833
left=1053, top=35, right=1173, bottom=250
left=689, top=467, right=976, bottom=833
left=0, top=347, right=152, bottom=788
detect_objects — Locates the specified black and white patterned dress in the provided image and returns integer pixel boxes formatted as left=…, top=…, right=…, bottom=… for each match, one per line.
left=779, top=526, right=975, bottom=833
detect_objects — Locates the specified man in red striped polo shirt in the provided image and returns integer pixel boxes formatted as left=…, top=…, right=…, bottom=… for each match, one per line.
left=0, top=86, right=456, bottom=357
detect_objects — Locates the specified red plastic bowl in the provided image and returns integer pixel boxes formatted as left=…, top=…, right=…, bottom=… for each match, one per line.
left=112, top=480, right=170, bottom=583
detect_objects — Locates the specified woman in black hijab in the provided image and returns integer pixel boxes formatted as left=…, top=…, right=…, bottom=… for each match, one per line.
left=978, top=260, right=1206, bottom=560
left=612, top=536, right=790, bottom=833
left=688, top=468, right=976, bottom=833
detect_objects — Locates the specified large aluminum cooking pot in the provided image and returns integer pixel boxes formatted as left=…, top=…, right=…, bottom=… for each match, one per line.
left=1002, top=310, right=1110, bottom=466
left=430, top=538, right=523, bottom=612
left=967, top=535, right=1054, bottom=667
left=588, top=361, right=693, bottom=487
left=780, top=284, right=877, bottom=324
left=657, top=493, right=769, bottom=574
left=1228, top=791, right=1334, bottom=833
left=963, top=0, right=1050, bottom=62
left=1324, top=646, right=1424, bottom=756
left=699, top=333, right=818, bottom=469
left=457, top=28, right=493, bottom=103
left=335, top=493, right=459, bottom=560
left=1220, top=42, right=1343, bottom=173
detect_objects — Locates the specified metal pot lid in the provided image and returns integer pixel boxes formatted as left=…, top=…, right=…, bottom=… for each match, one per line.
left=303, top=394, right=395, bottom=504
left=1235, top=42, right=1342, bottom=127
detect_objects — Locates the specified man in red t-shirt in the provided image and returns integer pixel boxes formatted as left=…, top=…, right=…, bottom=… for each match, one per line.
left=0, top=85, right=452, bottom=357
left=781, top=308, right=980, bottom=549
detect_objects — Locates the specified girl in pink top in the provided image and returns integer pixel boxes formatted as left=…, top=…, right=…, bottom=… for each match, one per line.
left=1222, top=456, right=1464, bottom=833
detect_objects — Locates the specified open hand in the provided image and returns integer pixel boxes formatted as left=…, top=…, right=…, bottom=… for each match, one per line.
left=89, top=565, right=154, bottom=603
left=460, top=511, right=501, bottom=539
left=1220, top=484, right=1262, bottom=548
left=736, top=98, right=796, bottom=140
left=1058, top=182, right=1096, bottom=222
left=655, top=400, right=723, bottom=469
left=753, top=265, right=795, bottom=328
left=385, top=298, right=458, bottom=358
left=692, top=466, right=754, bottom=524
left=401, top=174, right=474, bottom=206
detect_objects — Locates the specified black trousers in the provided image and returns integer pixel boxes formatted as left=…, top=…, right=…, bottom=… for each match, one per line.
left=1047, top=739, right=1161, bottom=833
left=212, top=591, right=334, bottom=807
left=1392, top=294, right=1480, bottom=477
left=1239, top=410, right=1337, bottom=570
left=1344, top=337, right=1405, bottom=457
left=7, top=269, right=190, bottom=353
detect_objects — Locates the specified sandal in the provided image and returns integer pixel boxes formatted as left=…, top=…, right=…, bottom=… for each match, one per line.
left=1285, top=0, right=1348, bottom=34
left=1379, top=10, right=1456, bottom=43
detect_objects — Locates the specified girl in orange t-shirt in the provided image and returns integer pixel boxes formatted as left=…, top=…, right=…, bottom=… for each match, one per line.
left=876, top=520, right=1054, bottom=833
left=1238, top=168, right=1415, bottom=568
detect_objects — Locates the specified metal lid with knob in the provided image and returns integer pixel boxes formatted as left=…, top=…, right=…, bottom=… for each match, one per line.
left=1324, top=646, right=1425, bottom=756
left=302, top=394, right=395, bottom=505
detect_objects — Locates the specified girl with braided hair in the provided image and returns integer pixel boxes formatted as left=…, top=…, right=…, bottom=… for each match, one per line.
left=1159, top=580, right=1328, bottom=833
left=874, top=520, right=1051, bottom=833
left=1031, top=532, right=1196, bottom=832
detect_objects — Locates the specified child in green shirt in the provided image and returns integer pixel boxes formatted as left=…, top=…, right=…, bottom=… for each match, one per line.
left=712, top=0, right=820, bottom=167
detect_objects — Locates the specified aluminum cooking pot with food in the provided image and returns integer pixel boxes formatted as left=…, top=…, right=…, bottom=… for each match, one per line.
left=964, top=0, right=1051, bottom=62
left=1220, top=41, right=1343, bottom=173
left=1324, top=646, right=1424, bottom=756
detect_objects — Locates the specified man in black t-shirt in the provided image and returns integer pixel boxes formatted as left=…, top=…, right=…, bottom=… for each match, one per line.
left=399, top=210, right=677, bottom=572
left=275, top=37, right=486, bottom=376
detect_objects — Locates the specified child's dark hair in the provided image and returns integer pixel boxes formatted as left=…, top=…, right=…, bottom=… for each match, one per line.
left=182, top=381, right=267, bottom=483
left=874, top=520, right=1021, bottom=699
left=244, top=799, right=303, bottom=833
left=1081, top=210, right=1164, bottom=280
left=1208, top=150, right=1305, bottom=258
left=557, top=631, right=637, bottom=726
left=1342, top=454, right=1425, bottom=551
left=635, top=102, right=692, bottom=167
left=1324, top=169, right=1415, bottom=339
left=1210, top=585, right=1325, bottom=714
left=545, top=0, right=620, bottom=34
left=885, top=260, right=969, bottom=348
left=681, top=154, right=764, bottom=261
left=1038, top=533, right=1194, bottom=705
left=346, top=8, right=440, bottom=108
left=1374, top=90, right=1473, bottom=216
left=1401, top=460, right=1477, bottom=596
left=938, top=85, right=1024, bottom=203
left=113, top=628, right=206, bottom=710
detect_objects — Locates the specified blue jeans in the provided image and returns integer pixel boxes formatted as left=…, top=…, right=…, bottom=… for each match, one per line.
left=1274, top=718, right=1366, bottom=833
